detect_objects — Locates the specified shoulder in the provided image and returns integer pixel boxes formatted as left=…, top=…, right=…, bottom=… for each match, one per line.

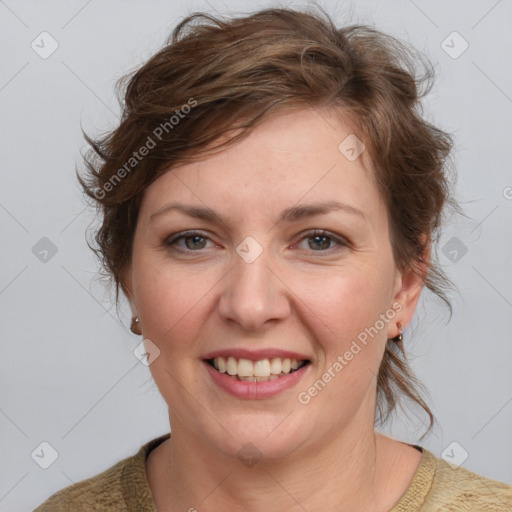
left=33, top=434, right=170, bottom=512
left=33, top=456, right=128, bottom=511
left=424, top=448, right=512, bottom=510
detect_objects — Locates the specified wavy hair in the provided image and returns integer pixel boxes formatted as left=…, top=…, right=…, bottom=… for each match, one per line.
left=78, top=7, right=459, bottom=437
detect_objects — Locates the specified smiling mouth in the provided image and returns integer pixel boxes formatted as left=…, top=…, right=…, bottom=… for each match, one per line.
left=205, top=356, right=310, bottom=382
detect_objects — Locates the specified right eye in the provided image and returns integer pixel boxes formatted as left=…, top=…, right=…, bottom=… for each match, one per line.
left=164, top=231, right=216, bottom=252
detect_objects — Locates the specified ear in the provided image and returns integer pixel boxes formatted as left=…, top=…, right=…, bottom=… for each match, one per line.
left=387, top=234, right=430, bottom=338
left=120, top=265, right=138, bottom=317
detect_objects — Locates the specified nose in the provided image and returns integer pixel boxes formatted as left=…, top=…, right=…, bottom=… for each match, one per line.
left=217, top=246, right=291, bottom=332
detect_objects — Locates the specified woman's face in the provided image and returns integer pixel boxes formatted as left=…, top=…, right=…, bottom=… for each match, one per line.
left=126, top=108, right=423, bottom=461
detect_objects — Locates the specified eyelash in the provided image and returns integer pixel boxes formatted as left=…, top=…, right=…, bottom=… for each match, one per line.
left=164, top=229, right=348, bottom=255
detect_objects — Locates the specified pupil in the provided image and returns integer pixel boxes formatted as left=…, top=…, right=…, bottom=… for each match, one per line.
left=187, top=236, right=205, bottom=249
left=310, top=236, right=329, bottom=250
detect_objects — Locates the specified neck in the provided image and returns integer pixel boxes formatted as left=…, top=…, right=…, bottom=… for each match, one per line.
left=148, top=416, right=406, bottom=511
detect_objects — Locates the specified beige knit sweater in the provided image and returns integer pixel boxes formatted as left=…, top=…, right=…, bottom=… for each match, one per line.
left=34, top=433, right=512, bottom=511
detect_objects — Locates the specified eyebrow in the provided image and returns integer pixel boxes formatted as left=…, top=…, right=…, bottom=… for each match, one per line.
left=149, top=200, right=368, bottom=225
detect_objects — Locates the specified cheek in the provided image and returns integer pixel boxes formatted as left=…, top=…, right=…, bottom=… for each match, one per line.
left=133, top=264, right=212, bottom=405
left=133, top=261, right=219, bottom=352
left=300, top=261, right=391, bottom=336
left=295, top=262, right=393, bottom=397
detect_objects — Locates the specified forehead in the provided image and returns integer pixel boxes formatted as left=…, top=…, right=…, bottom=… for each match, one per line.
left=139, top=108, right=386, bottom=228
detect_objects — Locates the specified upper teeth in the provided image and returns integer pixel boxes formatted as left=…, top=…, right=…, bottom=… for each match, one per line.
left=212, top=357, right=303, bottom=377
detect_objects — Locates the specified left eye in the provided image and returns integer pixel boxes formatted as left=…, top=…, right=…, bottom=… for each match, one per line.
left=296, top=230, right=346, bottom=252
left=165, top=230, right=346, bottom=253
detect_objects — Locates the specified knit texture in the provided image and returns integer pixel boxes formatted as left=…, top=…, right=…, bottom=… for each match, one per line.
left=34, top=433, right=512, bottom=511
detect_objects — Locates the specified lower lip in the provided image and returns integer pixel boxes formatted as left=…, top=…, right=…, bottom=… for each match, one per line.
left=203, top=360, right=309, bottom=399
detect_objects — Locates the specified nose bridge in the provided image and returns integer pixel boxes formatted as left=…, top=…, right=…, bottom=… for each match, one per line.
left=218, top=235, right=289, bottom=330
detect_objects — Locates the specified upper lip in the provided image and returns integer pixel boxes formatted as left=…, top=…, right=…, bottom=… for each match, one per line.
left=202, top=348, right=311, bottom=362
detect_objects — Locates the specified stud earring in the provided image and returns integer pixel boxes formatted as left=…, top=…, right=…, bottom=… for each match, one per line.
left=130, top=316, right=142, bottom=335
left=391, top=322, right=403, bottom=343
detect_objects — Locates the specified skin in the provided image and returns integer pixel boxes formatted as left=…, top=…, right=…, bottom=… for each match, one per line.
left=124, top=108, right=427, bottom=511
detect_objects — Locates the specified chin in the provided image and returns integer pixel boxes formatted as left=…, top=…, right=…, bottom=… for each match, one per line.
left=199, top=411, right=314, bottom=464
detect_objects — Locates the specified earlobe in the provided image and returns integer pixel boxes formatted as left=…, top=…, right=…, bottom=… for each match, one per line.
left=127, top=299, right=142, bottom=335
left=120, top=265, right=134, bottom=303
left=121, top=270, right=142, bottom=335
left=128, top=298, right=138, bottom=318
left=388, top=268, right=424, bottom=339
left=389, top=235, right=430, bottom=337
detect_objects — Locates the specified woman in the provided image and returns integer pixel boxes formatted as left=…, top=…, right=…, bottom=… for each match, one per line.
left=35, top=7, right=512, bottom=511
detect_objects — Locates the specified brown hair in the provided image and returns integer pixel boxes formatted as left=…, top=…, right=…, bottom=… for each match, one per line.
left=79, top=7, right=458, bottom=437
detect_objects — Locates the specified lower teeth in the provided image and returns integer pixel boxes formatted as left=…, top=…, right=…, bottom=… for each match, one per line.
left=236, top=375, right=281, bottom=382
left=230, top=369, right=303, bottom=381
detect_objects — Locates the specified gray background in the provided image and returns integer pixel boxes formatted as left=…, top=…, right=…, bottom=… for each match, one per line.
left=1, top=0, right=511, bottom=510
